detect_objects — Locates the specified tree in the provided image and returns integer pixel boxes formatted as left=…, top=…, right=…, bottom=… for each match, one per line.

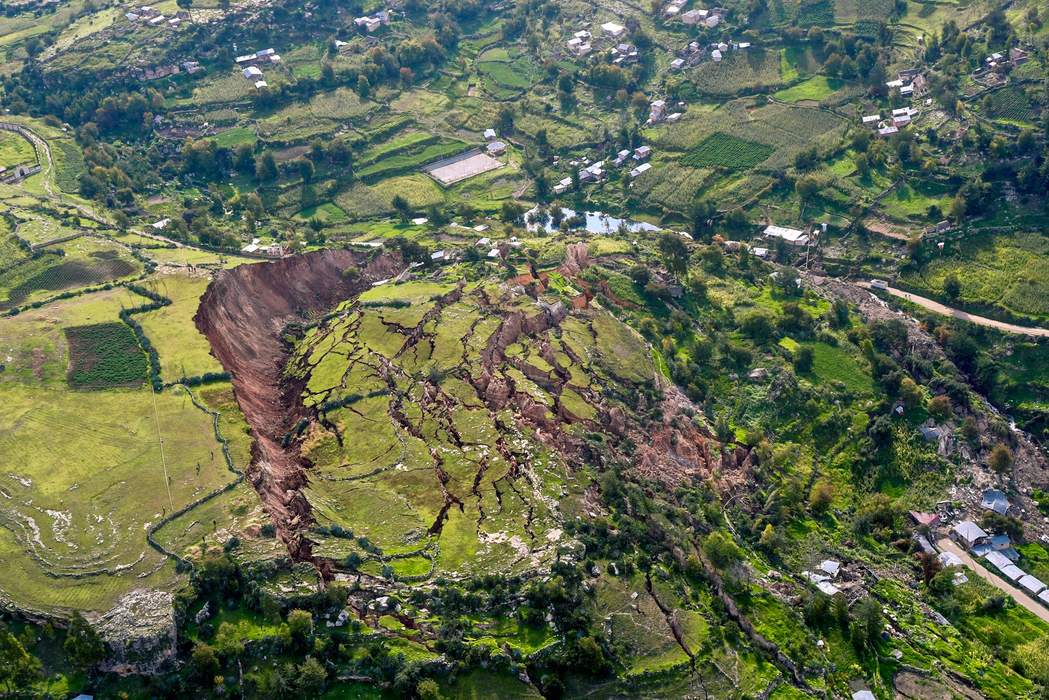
left=629, top=265, right=651, bottom=286
left=928, top=395, right=952, bottom=420
left=417, top=678, right=441, bottom=700
left=899, top=377, right=923, bottom=409
left=741, top=312, right=775, bottom=343
left=850, top=598, right=883, bottom=654
left=703, top=531, right=743, bottom=570
left=298, top=158, right=316, bottom=183
left=795, top=175, right=821, bottom=204
left=391, top=195, right=414, bottom=223
left=943, top=274, right=961, bottom=301
left=989, top=443, right=1014, bottom=474
left=0, top=623, right=41, bottom=693
left=233, top=144, right=255, bottom=175
left=809, top=481, right=834, bottom=514
left=287, top=609, right=314, bottom=646
left=657, top=232, right=689, bottom=276
left=296, top=657, right=327, bottom=694
left=255, top=151, right=278, bottom=182
left=496, top=106, right=515, bottom=134
left=191, top=643, right=220, bottom=681
left=794, top=346, right=814, bottom=373
left=64, top=612, right=104, bottom=672
left=214, top=622, right=245, bottom=659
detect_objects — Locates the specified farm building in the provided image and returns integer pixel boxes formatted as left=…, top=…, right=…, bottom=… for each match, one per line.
left=671, top=58, right=685, bottom=70
left=484, top=128, right=497, bottom=141
left=680, top=8, right=708, bottom=24
left=647, top=100, right=666, bottom=124
left=862, top=114, right=881, bottom=127
left=354, top=10, right=391, bottom=32
left=1040, top=589, right=1049, bottom=607
left=711, top=49, right=722, bottom=62
left=1000, top=564, right=1025, bottom=581
left=613, top=149, right=632, bottom=166
left=601, top=22, right=627, bottom=38
left=633, top=146, right=652, bottom=161
left=937, top=551, right=963, bottom=568
left=878, top=126, right=899, bottom=137
left=819, top=560, right=840, bottom=577
left=763, top=225, right=809, bottom=246
left=242, top=66, right=263, bottom=79
left=973, top=533, right=1013, bottom=555
left=567, top=38, right=593, bottom=57
left=486, top=141, right=507, bottom=156
left=254, top=80, right=268, bottom=90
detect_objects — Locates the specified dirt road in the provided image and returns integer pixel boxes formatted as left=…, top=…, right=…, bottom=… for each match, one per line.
left=936, top=538, right=1049, bottom=624
left=858, top=283, right=1049, bottom=338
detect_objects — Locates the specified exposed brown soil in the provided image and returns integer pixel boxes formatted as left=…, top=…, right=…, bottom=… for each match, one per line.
left=194, top=249, right=402, bottom=572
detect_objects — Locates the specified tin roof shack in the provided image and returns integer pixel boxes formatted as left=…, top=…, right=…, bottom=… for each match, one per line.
left=950, top=520, right=989, bottom=550
left=980, top=489, right=1011, bottom=515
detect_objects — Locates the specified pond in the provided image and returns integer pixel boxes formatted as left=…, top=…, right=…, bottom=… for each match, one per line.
left=524, top=207, right=661, bottom=235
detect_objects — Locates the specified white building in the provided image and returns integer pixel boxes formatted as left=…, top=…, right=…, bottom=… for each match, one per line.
left=601, top=21, right=626, bottom=39
left=629, top=162, right=652, bottom=178
left=763, top=224, right=809, bottom=246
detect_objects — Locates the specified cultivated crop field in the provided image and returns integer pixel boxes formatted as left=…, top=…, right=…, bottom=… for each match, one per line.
left=0, top=241, right=140, bottom=311
left=681, top=132, right=776, bottom=168
left=0, top=129, right=35, bottom=168
left=653, top=99, right=846, bottom=172
left=984, top=85, right=1039, bottom=126
left=688, top=49, right=784, bottom=96
left=65, top=322, right=147, bottom=388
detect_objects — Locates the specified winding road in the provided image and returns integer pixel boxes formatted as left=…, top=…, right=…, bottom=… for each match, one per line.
left=858, top=282, right=1049, bottom=338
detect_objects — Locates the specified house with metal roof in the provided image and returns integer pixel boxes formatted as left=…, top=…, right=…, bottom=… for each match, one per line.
left=981, top=489, right=1010, bottom=515
left=950, top=520, right=988, bottom=549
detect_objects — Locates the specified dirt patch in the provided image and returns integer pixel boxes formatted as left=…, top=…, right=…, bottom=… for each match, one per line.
left=194, top=249, right=402, bottom=571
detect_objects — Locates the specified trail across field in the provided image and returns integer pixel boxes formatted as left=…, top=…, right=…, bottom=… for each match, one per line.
left=936, top=538, right=1049, bottom=625
left=858, top=283, right=1049, bottom=337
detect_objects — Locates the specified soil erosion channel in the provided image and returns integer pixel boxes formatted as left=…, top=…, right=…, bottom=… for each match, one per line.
left=195, top=249, right=402, bottom=575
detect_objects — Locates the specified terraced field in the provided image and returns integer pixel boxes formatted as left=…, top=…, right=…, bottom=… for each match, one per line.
left=288, top=279, right=663, bottom=578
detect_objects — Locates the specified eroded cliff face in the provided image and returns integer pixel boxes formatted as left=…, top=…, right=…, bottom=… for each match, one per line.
left=194, top=249, right=403, bottom=569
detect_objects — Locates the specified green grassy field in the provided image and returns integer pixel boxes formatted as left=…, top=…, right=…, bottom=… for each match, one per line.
left=773, top=76, right=844, bottom=103
left=0, top=289, right=239, bottom=612
left=0, top=130, right=36, bottom=168
left=136, top=273, right=226, bottom=382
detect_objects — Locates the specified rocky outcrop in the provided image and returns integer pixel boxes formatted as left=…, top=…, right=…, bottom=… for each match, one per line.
left=95, top=589, right=176, bottom=675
